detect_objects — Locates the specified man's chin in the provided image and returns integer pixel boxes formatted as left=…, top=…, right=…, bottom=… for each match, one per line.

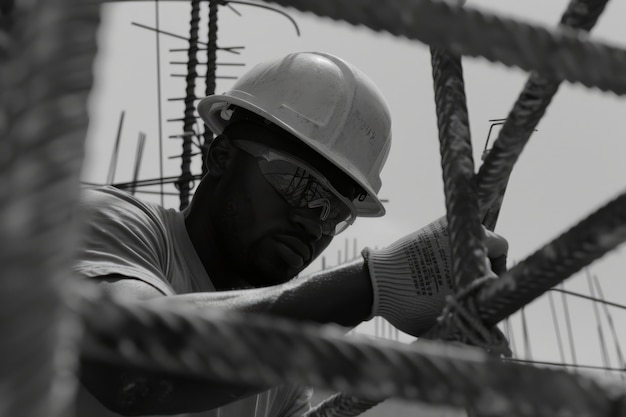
left=240, top=237, right=312, bottom=287
left=244, top=270, right=292, bottom=287
left=245, top=256, right=311, bottom=287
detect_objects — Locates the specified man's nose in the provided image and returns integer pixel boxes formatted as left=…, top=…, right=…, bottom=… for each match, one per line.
left=290, top=209, right=323, bottom=240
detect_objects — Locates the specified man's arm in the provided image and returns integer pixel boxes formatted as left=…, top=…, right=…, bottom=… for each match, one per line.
left=81, top=259, right=372, bottom=416
left=149, top=258, right=372, bottom=326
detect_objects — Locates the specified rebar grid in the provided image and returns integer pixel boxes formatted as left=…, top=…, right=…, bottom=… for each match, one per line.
left=3, top=1, right=626, bottom=417
left=289, top=1, right=616, bottom=415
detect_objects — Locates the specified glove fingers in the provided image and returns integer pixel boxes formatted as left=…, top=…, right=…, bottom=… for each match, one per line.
left=483, top=228, right=508, bottom=274
left=483, top=228, right=509, bottom=259
left=489, top=254, right=507, bottom=275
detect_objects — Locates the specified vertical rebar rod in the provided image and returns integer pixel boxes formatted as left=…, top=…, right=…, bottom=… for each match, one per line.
left=154, top=0, right=165, bottom=206
left=592, top=275, right=626, bottom=378
left=547, top=290, right=567, bottom=369
left=202, top=0, right=219, bottom=175
left=106, top=111, right=124, bottom=185
left=0, top=0, right=100, bottom=416
left=178, top=0, right=201, bottom=210
left=587, top=269, right=611, bottom=373
left=431, top=46, right=488, bottom=289
left=430, top=67, right=513, bottom=413
left=520, top=307, right=533, bottom=360
left=130, top=132, right=147, bottom=196
left=561, top=283, right=578, bottom=370
left=504, top=318, right=517, bottom=357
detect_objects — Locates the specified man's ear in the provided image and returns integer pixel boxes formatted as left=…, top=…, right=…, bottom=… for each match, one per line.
left=206, top=134, right=236, bottom=177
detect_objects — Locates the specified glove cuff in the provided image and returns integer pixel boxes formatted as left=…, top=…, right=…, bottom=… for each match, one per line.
left=362, top=245, right=413, bottom=320
left=363, top=245, right=447, bottom=325
left=362, top=216, right=451, bottom=328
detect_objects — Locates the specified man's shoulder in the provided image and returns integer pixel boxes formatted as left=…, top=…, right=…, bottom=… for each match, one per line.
left=78, top=185, right=175, bottom=255
left=266, top=385, right=312, bottom=417
left=75, top=186, right=178, bottom=295
left=80, top=186, right=169, bottom=227
left=81, top=185, right=161, bottom=211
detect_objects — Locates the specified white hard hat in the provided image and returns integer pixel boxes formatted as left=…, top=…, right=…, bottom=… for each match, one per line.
left=197, top=51, right=392, bottom=217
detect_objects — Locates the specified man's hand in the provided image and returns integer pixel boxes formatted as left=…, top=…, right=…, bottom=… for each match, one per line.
left=362, top=216, right=508, bottom=337
left=484, top=227, right=508, bottom=275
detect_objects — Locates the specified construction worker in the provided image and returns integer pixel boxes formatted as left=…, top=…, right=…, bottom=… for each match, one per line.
left=75, top=51, right=508, bottom=417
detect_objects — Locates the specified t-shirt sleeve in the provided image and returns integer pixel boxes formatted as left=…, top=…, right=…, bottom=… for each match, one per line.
left=268, top=385, right=313, bottom=417
left=74, top=188, right=175, bottom=296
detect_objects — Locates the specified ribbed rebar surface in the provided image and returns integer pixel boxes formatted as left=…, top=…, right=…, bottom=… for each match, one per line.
left=202, top=0, right=219, bottom=175
left=0, top=0, right=14, bottom=61
left=431, top=47, right=487, bottom=289
left=0, top=0, right=100, bottom=416
left=267, top=0, right=626, bottom=95
left=78, top=293, right=626, bottom=417
left=177, top=0, right=201, bottom=210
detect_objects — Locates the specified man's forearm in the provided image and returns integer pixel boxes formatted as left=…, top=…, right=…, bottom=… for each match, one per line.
left=151, top=258, right=373, bottom=328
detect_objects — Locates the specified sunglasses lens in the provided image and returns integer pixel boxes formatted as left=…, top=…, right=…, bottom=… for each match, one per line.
left=235, top=140, right=357, bottom=236
left=258, top=160, right=323, bottom=205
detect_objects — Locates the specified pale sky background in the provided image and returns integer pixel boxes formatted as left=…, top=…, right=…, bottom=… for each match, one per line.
left=83, top=0, right=626, bottom=382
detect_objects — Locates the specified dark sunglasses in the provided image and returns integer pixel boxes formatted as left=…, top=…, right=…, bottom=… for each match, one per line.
left=233, top=140, right=357, bottom=236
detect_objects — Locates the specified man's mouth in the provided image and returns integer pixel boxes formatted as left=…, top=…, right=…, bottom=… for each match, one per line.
left=274, top=235, right=312, bottom=268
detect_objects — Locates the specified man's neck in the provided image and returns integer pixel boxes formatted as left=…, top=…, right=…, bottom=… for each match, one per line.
left=184, top=202, right=252, bottom=291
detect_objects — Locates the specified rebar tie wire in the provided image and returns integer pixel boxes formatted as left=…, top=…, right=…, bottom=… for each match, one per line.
left=434, top=277, right=513, bottom=358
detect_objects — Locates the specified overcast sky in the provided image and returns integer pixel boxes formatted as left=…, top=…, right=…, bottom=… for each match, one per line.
left=83, top=0, right=626, bottom=380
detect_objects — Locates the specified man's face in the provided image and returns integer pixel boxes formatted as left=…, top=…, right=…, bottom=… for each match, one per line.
left=212, top=147, right=335, bottom=287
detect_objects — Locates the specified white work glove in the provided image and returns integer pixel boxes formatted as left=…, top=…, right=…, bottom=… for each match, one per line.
left=362, top=216, right=507, bottom=337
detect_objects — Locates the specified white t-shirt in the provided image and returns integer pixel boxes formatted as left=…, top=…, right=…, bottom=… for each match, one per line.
left=74, top=186, right=312, bottom=417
